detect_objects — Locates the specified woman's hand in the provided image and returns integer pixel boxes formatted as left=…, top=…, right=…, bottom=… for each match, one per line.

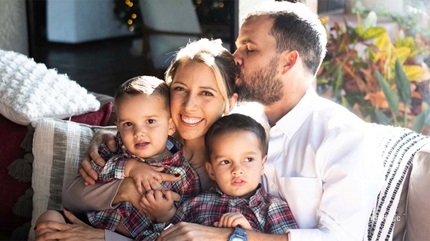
left=157, top=222, right=231, bottom=241
left=35, top=210, right=105, bottom=241
left=79, top=130, right=117, bottom=185
left=140, top=190, right=176, bottom=223
left=214, top=212, right=253, bottom=230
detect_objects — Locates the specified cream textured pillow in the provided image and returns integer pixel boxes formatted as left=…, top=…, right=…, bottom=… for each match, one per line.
left=29, top=118, right=117, bottom=240
left=0, top=49, right=100, bottom=125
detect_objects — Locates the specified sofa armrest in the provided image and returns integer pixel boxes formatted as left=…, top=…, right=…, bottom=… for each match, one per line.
left=406, top=142, right=430, bottom=240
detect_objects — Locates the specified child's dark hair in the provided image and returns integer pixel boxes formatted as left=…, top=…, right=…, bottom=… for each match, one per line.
left=114, top=75, right=170, bottom=109
left=205, top=113, right=268, bottom=160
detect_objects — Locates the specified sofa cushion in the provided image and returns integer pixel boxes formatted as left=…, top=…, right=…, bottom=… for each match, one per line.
left=0, top=114, right=31, bottom=232
left=406, top=142, right=430, bottom=240
left=28, top=118, right=117, bottom=240
left=68, top=101, right=113, bottom=126
left=0, top=101, right=112, bottom=236
left=0, top=49, right=100, bottom=125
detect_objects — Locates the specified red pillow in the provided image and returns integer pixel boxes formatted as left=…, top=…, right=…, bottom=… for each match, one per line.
left=0, top=115, right=31, bottom=231
left=68, top=102, right=113, bottom=126
left=0, top=102, right=112, bottom=233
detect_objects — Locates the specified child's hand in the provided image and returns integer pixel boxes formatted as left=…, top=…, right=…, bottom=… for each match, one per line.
left=125, top=159, right=169, bottom=194
left=140, top=190, right=176, bottom=223
left=214, top=212, right=252, bottom=230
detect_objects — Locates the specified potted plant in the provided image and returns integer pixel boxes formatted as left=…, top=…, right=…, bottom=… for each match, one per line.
left=317, top=12, right=430, bottom=133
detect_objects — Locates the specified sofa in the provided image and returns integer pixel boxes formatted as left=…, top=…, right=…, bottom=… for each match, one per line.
left=0, top=49, right=117, bottom=240
left=0, top=49, right=429, bottom=241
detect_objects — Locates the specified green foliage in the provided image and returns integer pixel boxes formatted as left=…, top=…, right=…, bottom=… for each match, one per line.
left=317, top=11, right=430, bottom=133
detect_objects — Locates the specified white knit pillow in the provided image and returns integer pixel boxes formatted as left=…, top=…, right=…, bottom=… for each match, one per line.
left=0, top=49, right=100, bottom=125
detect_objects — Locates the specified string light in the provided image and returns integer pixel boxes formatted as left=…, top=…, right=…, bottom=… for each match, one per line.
left=114, top=0, right=231, bottom=33
left=114, top=0, right=142, bottom=32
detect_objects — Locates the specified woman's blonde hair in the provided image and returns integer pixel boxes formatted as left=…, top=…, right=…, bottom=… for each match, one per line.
left=165, top=38, right=236, bottom=114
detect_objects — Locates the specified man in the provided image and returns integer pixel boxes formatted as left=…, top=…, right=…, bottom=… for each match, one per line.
left=157, top=2, right=383, bottom=241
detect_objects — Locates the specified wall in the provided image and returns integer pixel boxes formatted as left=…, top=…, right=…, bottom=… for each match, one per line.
left=47, top=0, right=132, bottom=43
left=238, top=0, right=318, bottom=27
left=0, top=0, right=29, bottom=55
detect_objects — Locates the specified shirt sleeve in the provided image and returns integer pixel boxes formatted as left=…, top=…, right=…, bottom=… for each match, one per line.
left=91, top=154, right=128, bottom=182
left=62, top=176, right=123, bottom=213
left=88, top=144, right=128, bottom=182
left=265, top=198, right=298, bottom=234
left=105, top=229, right=133, bottom=241
left=174, top=165, right=201, bottom=202
left=170, top=198, right=194, bottom=224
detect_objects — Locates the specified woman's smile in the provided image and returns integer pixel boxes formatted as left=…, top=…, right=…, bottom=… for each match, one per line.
left=180, top=115, right=204, bottom=125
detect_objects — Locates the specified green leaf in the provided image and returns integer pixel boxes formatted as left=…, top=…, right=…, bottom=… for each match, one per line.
left=413, top=109, right=430, bottom=133
left=374, top=33, right=391, bottom=52
left=333, top=67, right=344, bottom=98
left=374, top=108, right=392, bottom=125
left=341, top=96, right=351, bottom=109
left=394, top=59, right=411, bottom=106
left=376, top=71, right=399, bottom=117
left=393, top=47, right=411, bottom=64
left=363, top=11, right=377, bottom=31
left=362, top=27, right=386, bottom=39
left=403, top=65, right=425, bottom=81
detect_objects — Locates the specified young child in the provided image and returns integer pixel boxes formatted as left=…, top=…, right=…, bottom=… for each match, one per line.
left=36, top=76, right=201, bottom=241
left=87, top=75, right=201, bottom=239
left=164, top=113, right=298, bottom=235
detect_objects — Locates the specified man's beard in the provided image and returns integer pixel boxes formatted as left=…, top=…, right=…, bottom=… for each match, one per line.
left=236, top=57, right=283, bottom=105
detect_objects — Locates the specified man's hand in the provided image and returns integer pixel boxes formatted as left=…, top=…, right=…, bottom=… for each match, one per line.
left=35, top=210, right=105, bottom=241
left=157, top=222, right=231, bottom=241
left=214, top=212, right=253, bottom=230
left=140, top=190, right=176, bottom=223
left=79, top=131, right=117, bottom=185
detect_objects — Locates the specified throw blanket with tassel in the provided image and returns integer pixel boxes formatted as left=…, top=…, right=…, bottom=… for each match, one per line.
left=367, top=125, right=430, bottom=241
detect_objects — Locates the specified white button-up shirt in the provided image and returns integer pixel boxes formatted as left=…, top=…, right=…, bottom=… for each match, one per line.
left=255, top=89, right=384, bottom=241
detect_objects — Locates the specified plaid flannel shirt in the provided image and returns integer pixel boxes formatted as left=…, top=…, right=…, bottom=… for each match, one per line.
left=87, top=133, right=201, bottom=240
left=169, top=184, right=298, bottom=234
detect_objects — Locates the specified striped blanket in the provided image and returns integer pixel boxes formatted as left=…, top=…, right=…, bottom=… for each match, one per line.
left=367, top=125, right=430, bottom=241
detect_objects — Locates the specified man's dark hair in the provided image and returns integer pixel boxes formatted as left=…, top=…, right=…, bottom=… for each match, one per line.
left=245, top=2, right=327, bottom=75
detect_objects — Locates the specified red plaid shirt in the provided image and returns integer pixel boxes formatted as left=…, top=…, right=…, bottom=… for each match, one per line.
left=142, top=185, right=298, bottom=240
left=170, top=185, right=298, bottom=234
left=87, top=133, right=201, bottom=240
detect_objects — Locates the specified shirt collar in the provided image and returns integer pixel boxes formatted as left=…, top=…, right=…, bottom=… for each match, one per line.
left=272, top=88, right=317, bottom=138
left=116, top=132, right=183, bottom=164
left=213, top=184, right=265, bottom=206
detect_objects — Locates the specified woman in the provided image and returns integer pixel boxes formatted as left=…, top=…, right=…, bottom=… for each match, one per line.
left=35, top=38, right=238, bottom=241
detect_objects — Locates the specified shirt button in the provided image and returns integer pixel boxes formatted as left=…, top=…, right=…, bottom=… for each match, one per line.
left=270, top=183, right=277, bottom=190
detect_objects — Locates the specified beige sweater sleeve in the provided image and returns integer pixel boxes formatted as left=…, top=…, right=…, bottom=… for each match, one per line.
left=62, top=176, right=123, bottom=213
